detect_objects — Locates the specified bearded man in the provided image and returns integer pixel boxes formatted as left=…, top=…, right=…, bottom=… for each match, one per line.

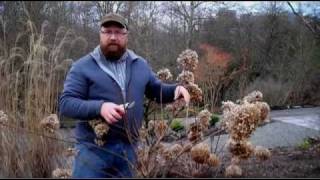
left=59, top=13, right=190, bottom=178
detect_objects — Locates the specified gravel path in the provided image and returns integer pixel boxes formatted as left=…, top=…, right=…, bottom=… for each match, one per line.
left=204, top=107, right=320, bottom=154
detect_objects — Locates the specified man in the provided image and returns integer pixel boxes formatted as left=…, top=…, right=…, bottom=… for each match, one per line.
left=59, top=13, right=190, bottom=178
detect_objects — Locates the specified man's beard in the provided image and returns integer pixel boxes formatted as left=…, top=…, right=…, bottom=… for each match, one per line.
left=101, top=43, right=126, bottom=61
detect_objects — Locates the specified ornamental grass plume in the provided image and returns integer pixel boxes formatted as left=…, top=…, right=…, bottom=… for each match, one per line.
left=157, top=68, right=173, bottom=81
left=254, top=146, right=271, bottom=161
left=177, top=49, right=199, bottom=72
left=52, top=168, right=72, bottom=178
left=39, top=114, right=60, bottom=133
left=0, top=110, right=8, bottom=125
left=190, top=142, right=210, bottom=164
left=176, top=71, right=194, bottom=85
left=197, top=109, right=212, bottom=130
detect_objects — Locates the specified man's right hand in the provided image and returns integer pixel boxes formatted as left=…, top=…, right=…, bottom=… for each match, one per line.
left=100, top=102, right=125, bottom=124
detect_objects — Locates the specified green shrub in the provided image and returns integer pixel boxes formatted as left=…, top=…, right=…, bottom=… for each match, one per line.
left=170, top=118, right=185, bottom=132
left=299, top=138, right=311, bottom=150
left=210, top=114, right=220, bottom=126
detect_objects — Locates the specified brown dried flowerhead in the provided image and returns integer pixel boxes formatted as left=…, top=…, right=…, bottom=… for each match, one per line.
left=88, top=119, right=102, bottom=128
left=0, top=110, right=8, bottom=125
left=154, top=120, right=168, bottom=139
left=254, top=101, right=270, bottom=123
left=243, top=90, right=263, bottom=103
left=227, top=139, right=254, bottom=159
left=188, top=131, right=203, bottom=143
left=182, top=142, right=193, bottom=153
left=177, top=49, right=199, bottom=72
left=94, top=122, right=109, bottom=138
left=186, top=83, right=203, bottom=103
left=170, top=144, right=183, bottom=156
left=176, top=71, right=194, bottom=85
left=226, top=103, right=261, bottom=140
left=165, top=98, right=186, bottom=116
left=197, top=109, right=212, bottom=130
left=254, top=146, right=271, bottom=161
left=205, top=153, right=220, bottom=167
left=52, top=168, right=72, bottom=178
left=225, top=164, right=242, bottom=177
left=221, top=101, right=237, bottom=113
left=39, top=114, right=60, bottom=133
left=191, top=142, right=210, bottom=164
left=157, top=68, right=173, bottom=81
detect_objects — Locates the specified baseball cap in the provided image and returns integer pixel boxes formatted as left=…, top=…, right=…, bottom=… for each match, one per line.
left=100, top=13, right=128, bottom=30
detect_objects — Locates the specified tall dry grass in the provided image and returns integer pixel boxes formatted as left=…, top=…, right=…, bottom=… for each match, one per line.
left=0, top=13, right=87, bottom=177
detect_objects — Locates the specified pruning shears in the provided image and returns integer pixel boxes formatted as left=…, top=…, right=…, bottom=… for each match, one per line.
left=124, top=101, right=135, bottom=110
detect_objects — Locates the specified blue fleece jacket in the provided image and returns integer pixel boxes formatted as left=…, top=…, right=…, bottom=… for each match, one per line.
left=58, top=48, right=177, bottom=144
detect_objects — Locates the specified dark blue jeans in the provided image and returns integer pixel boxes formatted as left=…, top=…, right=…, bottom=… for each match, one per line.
left=72, top=140, right=137, bottom=178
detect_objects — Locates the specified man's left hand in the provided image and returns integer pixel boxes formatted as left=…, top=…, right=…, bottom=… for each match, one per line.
left=174, top=85, right=190, bottom=106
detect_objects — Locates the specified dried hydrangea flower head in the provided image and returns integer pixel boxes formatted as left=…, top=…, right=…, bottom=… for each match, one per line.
left=94, top=122, right=109, bottom=138
left=182, top=142, right=193, bottom=152
left=254, top=146, right=271, bottom=161
left=165, top=98, right=186, bottom=116
left=205, top=153, right=220, bottom=167
left=154, top=120, right=168, bottom=139
left=0, top=110, right=8, bottom=125
left=242, top=90, right=263, bottom=103
left=188, top=122, right=203, bottom=142
left=227, top=139, right=254, bottom=160
left=39, top=114, right=60, bottom=133
left=52, top=168, right=72, bottom=178
left=157, top=68, right=173, bottom=81
left=191, top=142, right=210, bottom=164
left=254, top=101, right=270, bottom=123
left=177, top=49, right=199, bottom=72
left=165, top=144, right=183, bottom=158
left=197, top=109, right=212, bottom=130
left=88, top=119, right=102, bottom=128
left=186, top=83, right=203, bottom=103
left=225, top=103, right=261, bottom=140
left=225, top=164, right=242, bottom=177
left=176, top=71, right=194, bottom=85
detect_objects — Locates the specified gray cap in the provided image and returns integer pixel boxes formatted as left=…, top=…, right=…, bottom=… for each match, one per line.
left=100, top=13, right=128, bottom=30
